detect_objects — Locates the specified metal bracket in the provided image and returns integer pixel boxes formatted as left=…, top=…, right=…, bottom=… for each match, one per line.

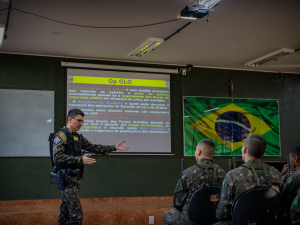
left=4, top=0, right=12, bottom=40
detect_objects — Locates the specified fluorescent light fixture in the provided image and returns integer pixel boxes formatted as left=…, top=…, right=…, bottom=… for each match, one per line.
left=127, top=37, right=164, bottom=58
left=61, top=62, right=178, bottom=74
left=245, top=48, right=295, bottom=67
left=0, top=24, right=4, bottom=48
left=177, top=15, right=197, bottom=21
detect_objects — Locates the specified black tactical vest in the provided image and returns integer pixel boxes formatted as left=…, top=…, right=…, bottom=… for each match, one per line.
left=55, top=127, right=83, bottom=170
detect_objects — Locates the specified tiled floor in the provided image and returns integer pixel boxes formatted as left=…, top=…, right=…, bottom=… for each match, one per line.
left=0, top=197, right=173, bottom=225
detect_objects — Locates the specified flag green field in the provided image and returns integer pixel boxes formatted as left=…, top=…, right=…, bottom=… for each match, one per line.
left=183, top=97, right=280, bottom=156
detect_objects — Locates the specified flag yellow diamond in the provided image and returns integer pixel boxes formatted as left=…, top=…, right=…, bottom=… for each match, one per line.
left=191, top=103, right=272, bottom=151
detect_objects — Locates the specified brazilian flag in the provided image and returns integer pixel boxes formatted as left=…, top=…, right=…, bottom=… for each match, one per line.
left=184, top=97, right=280, bottom=156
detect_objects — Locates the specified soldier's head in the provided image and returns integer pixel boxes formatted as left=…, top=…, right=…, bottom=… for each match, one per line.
left=289, top=146, right=300, bottom=168
left=242, top=134, right=266, bottom=162
left=66, top=108, right=85, bottom=132
left=195, top=139, right=215, bottom=161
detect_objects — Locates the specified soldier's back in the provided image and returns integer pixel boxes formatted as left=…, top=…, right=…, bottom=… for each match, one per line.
left=181, top=158, right=226, bottom=204
left=226, top=160, right=283, bottom=202
left=167, top=158, right=226, bottom=225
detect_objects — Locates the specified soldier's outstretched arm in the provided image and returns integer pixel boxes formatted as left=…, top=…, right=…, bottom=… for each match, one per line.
left=82, top=136, right=115, bottom=154
left=215, top=173, right=234, bottom=221
left=82, top=136, right=128, bottom=154
left=53, top=132, right=83, bottom=165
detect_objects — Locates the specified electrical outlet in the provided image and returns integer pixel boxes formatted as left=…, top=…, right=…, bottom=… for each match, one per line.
left=149, top=216, right=154, bottom=224
left=182, top=69, right=186, bottom=75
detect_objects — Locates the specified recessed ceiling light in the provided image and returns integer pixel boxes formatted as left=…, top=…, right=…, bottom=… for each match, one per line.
left=229, top=47, right=238, bottom=50
left=52, top=32, right=61, bottom=35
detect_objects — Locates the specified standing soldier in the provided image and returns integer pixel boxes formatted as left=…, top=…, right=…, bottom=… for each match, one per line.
left=52, top=109, right=129, bottom=225
left=163, top=139, right=226, bottom=225
left=214, top=134, right=283, bottom=225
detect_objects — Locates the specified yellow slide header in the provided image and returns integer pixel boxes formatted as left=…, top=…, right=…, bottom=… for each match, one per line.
left=71, top=76, right=168, bottom=88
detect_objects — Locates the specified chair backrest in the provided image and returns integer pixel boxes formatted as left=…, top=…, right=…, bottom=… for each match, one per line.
left=232, top=188, right=281, bottom=225
left=188, top=186, right=221, bottom=225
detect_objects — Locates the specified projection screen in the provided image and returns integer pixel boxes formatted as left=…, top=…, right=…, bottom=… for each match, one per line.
left=66, top=68, right=171, bottom=154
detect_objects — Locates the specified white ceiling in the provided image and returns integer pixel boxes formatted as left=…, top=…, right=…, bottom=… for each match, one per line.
left=0, top=0, right=300, bottom=73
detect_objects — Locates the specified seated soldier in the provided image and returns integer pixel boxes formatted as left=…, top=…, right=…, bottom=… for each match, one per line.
left=163, top=139, right=226, bottom=225
left=281, top=146, right=300, bottom=224
left=281, top=146, right=300, bottom=183
left=290, top=188, right=300, bottom=225
left=214, top=134, right=283, bottom=225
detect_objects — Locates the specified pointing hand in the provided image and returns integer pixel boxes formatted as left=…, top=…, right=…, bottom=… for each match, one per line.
left=115, top=140, right=129, bottom=151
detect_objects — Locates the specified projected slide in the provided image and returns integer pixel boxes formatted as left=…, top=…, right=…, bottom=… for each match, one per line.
left=66, top=68, right=171, bottom=154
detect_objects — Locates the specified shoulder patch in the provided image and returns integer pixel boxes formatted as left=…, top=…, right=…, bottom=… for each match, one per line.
left=222, top=179, right=225, bottom=187
left=58, top=132, right=67, bottom=143
left=288, top=176, right=293, bottom=184
left=53, top=137, right=61, bottom=145
left=174, top=178, right=184, bottom=194
left=293, top=196, right=299, bottom=207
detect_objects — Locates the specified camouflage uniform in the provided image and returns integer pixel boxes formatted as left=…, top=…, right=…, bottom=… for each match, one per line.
left=163, top=157, right=226, bottom=225
left=290, top=188, right=300, bottom=225
left=214, top=159, right=284, bottom=225
left=282, top=167, right=300, bottom=183
left=282, top=168, right=300, bottom=224
left=53, top=127, right=115, bottom=225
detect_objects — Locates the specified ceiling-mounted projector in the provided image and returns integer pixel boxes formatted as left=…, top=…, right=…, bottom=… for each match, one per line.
left=181, top=5, right=209, bottom=18
left=180, top=0, right=221, bottom=19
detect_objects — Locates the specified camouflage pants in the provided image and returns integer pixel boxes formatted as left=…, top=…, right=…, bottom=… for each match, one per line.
left=58, top=184, right=82, bottom=225
left=163, top=209, right=197, bottom=225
